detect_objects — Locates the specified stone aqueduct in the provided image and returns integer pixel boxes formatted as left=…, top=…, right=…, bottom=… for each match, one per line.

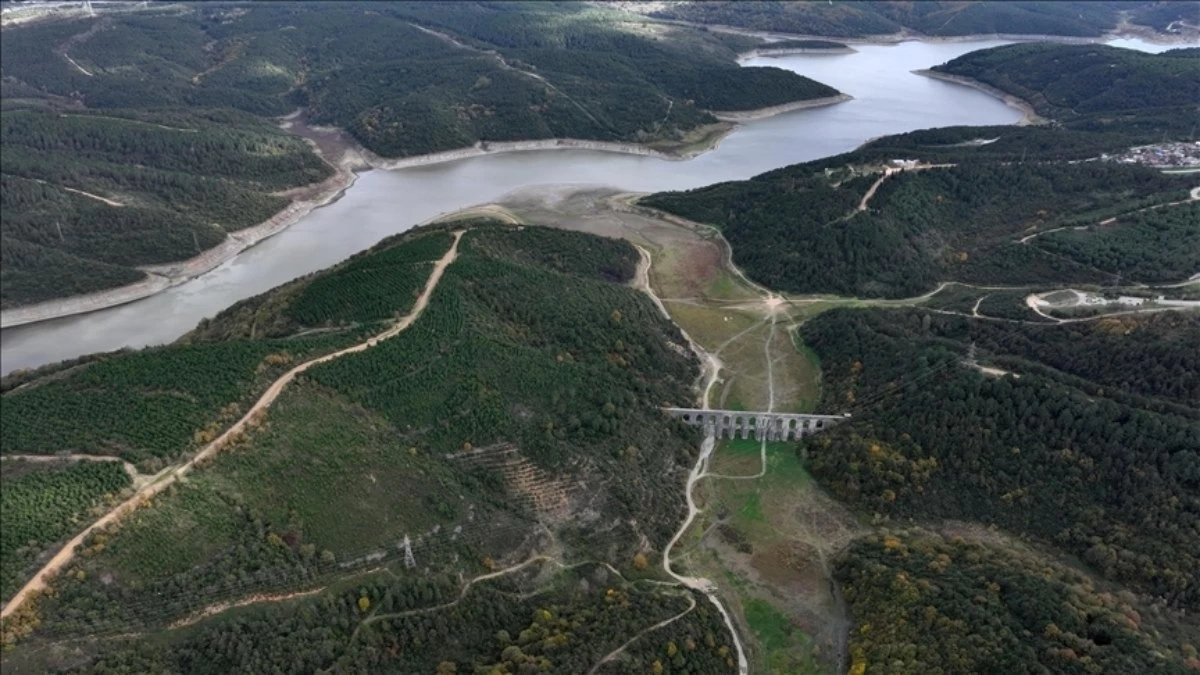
left=664, top=408, right=850, bottom=441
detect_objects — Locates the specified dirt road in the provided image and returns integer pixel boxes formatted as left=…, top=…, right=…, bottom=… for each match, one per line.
left=0, top=231, right=465, bottom=621
left=633, top=245, right=723, bottom=407
left=628, top=247, right=749, bottom=674
left=0, top=453, right=139, bottom=483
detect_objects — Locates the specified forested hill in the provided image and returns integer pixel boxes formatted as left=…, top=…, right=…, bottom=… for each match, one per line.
left=638, top=1, right=1189, bottom=39
left=0, top=3, right=836, bottom=156
left=0, top=224, right=739, bottom=675
left=642, top=155, right=1193, bottom=298
left=933, top=43, right=1200, bottom=137
left=0, top=2, right=838, bottom=310
left=803, top=307, right=1200, bottom=669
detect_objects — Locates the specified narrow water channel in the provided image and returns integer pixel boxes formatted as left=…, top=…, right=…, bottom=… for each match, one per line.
left=0, top=38, right=1176, bottom=374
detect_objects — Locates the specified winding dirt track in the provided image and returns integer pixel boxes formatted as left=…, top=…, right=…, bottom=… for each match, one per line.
left=0, top=231, right=465, bottom=620
left=629, top=245, right=748, bottom=673
left=586, top=592, right=697, bottom=675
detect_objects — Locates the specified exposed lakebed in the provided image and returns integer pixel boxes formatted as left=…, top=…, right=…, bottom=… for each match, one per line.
left=0, top=38, right=1172, bottom=374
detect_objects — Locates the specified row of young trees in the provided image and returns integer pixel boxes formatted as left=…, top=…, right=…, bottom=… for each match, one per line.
left=0, top=460, right=131, bottom=603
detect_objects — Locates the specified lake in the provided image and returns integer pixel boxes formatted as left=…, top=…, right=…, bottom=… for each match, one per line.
left=0, top=38, right=1175, bottom=374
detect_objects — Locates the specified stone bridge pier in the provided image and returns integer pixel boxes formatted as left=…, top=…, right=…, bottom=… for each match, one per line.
left=664, top=408, right=849, bottom=441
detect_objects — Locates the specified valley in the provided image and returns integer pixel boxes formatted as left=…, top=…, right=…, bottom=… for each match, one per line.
left=1, top=4, right=1198, bottom=674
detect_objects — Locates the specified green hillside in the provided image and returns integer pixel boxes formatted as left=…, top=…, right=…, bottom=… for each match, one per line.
left=643, top=158, right=1191, bottom=298
left=837, top=531, right=1199, bottom=674
left=0, top=460, right=131, bottom=603
left=0, top=224, right=725, bottom=673
left=0, top=108, right=329, bottom=309
left=803, top=308, right=1200, bottom=610
left=933, top=43, right=1200, bottom=137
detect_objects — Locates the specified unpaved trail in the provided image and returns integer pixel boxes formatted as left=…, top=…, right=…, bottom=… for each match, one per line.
left=0, top=453, right=139, bottom=482
left=586, top=592, right=697, bottom=674
left=0, top=231, right=465, bottom=621
left=635, top=247, right=748, bottom=674
left=55, top=17, right=110, bottom=77
left=1024, top=294, right=1062, bottom=323
left=857, top=168, right=894, bottom=211
left=422, top=203, right=522, bottom=226
left=1019, top=184, right=1199, bottom=244
left=662, top=433, right=750, bottom=675
left=169, top=587, right=325, bottom=629
left=857, top=163, right=955, bottom=212
left=28, top=178, right=123, bottom=207
left=361, top=554, right=549, bottom=629
left=634, top=245, right=722, bottom=408
left=702, top=310, right=781, bottom=482
left=61, top=185, right=123, bottom=207
left=409, top=22, right=608, bottom=130
left=62, top=52, right=93, bottom=76
left=973, top=364, right=1019, bottom=378
left=763, top=314, right=778, bottom=413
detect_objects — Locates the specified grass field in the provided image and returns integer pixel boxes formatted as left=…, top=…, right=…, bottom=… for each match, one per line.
left=677, top=437, right=860, bottom=674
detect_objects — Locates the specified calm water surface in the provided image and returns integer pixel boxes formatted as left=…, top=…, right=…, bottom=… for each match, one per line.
left=0, top=38, right=1175, bottom=373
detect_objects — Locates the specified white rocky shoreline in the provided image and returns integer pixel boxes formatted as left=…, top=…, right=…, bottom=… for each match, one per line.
left=0, top=92, right=851, bottom=329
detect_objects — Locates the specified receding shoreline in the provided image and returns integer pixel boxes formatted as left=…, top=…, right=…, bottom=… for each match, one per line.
left=0, top=94, right=849, bottom=329
left=912, top=69, right=1045, bottom=126
left=656, top=17, right=1200, bottom=47
left=712, top=93, right=852, bottom=122
left=0, top=157, right=361, bottom=329
left=736, top=46, right=855, bottom=61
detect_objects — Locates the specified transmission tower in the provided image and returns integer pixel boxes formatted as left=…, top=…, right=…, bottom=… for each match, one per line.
left=402, top=534, right=416, bottom=569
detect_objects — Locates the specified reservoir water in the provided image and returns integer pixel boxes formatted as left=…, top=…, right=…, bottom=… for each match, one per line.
left=0, top=38, right=1177, bottom=374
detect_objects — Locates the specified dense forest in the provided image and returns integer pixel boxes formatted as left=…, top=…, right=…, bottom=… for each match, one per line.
left=643, top=159, right=1191, bottom=297
left=1034, top=201, right=1200, bottom=284
left=0, top=224, right=723, bottom=672
left=836, top=531, right=1199, bottom=674
left=15, top=564, right=736, bottom=674
left=933, top=43, right=1200, bottom=137
left=0, top=2, right=838, bottom=307
left=800, top=307, right=1200, bottom=610
left=642, top=1, right=1161, bottom=38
